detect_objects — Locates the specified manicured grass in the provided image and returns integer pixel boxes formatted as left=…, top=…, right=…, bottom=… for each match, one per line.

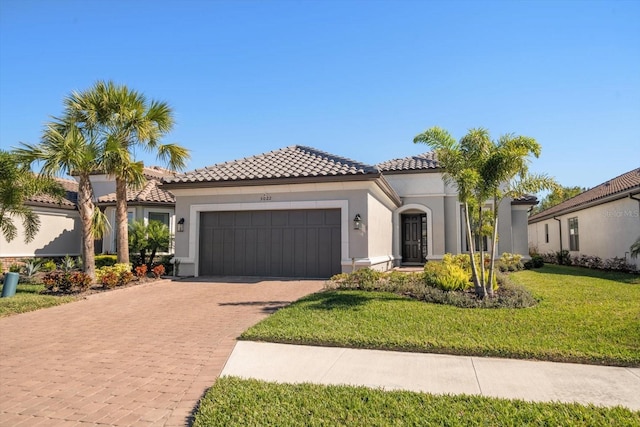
left=0, top=283, right=76, bottom=317
left=194, top=377, right=640, bottom=426
left=241, top=265, right=640, bottom=366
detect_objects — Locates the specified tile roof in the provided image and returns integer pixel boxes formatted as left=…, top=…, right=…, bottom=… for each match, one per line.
left=26, top=177, right=78, bottom=209
left=376, top=152, right=440, bottom=172
left=97, top=179, right=175, bottom=205
left=529, top=167, right=640, bottom=222
left=164, top=145, right=379, bottom=185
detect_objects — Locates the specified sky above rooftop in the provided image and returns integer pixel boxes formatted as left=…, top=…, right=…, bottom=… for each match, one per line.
left=1, top=0, right=638, bottom=191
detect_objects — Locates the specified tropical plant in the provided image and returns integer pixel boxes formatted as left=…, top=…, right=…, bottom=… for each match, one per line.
left=65, top=80, right=189, bottom=264
left=128, top=219, right=173, bottom=270
left=0, top=149, right=65, bottom=244
left=59, top=255, right=78, bottom=272
left=22, top=258, right=43, bottom=277
left=415, top=127, right=556, bottom=298
left=16, top=115, right=107, bottom=281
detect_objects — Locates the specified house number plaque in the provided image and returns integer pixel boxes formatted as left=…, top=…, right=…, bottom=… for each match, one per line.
left=260, top=194, right=272, bottom=201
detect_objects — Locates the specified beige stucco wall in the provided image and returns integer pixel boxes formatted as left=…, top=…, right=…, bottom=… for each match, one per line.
left=385, top=172, right=459, bottom=261
left=528, top=197, right=640, bottom=268
left=170, top=180, right=398, bottom=276
left=0, top=207, right=81, bottom=259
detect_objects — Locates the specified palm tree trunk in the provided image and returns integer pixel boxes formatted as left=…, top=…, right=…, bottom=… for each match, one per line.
left=478, top=205, right=487, bottom=298
left=115, top=177, right=129, bottom=264
left=464, top=203, right=482, bottom=295
left=77, top=175, right=95, bottom=281
left=487, top=194, right=499, bottom=297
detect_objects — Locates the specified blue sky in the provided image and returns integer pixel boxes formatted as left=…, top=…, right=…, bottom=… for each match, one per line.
left=1, top=0, right=638, bottom=191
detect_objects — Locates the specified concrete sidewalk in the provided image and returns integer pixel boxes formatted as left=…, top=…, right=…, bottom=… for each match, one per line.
left=221, top=341, right=640, bottom=410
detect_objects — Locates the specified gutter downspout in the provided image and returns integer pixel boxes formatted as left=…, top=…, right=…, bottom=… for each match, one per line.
left=553, top=216, right=562, bottom=252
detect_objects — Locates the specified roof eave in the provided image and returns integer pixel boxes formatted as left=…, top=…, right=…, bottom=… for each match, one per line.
left=528, top=188, right=640, bottom=224
left=162, top=173, right=381, bottom=189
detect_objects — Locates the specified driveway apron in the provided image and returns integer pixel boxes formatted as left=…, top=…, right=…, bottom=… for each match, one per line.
left=0, top=278, right=324, bottom=426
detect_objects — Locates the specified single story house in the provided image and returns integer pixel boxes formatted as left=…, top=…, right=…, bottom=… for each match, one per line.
left=0, top=167, right=176, bottom=271
left=0, top=178, right=81, bottom=271
left=163, top=145, right=535, bottom=278
left=528, top=167, right=640, bottom=269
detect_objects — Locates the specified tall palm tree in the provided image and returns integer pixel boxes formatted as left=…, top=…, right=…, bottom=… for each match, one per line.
left=414, top=127, right=484, bottom=295
left=415, top=126, right=556, bottom=298
left=16, top=119, right=103, bottom=280
left=65, top=81, right=189, bottom=264
left=0, top=149, right=65, bottom=244
left=480, top=134, right=556, bottom=295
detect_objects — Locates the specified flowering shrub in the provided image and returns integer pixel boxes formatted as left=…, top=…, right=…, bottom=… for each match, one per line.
left=151, top=264, right=165, bottom=278
left=99, top=271, right=119, bottom=289
left=96, top=263, right=134, bottom=288
left=42, top=270, right=92, bottom=293
left=134, top=264, right=148, bottom=278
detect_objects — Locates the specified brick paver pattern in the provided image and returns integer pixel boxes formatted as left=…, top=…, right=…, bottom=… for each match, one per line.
left=0, top=278, right=324, bottom=426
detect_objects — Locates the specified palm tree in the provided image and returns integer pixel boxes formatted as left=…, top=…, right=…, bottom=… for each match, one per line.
left=16, top=119, right=104, bottom=280
left=631, top=237, right=640, bottom=259
left=0, top=149, right=65, bottom=244
left=415, top=126, right=556, bottom=298
left=65, top=80, right=189, bottom=264
left=414, top=127, right=486, bottom=295
left=479, top=134, right=556, bottom=295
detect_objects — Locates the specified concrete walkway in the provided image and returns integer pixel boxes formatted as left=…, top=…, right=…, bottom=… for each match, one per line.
left=0, top=278, right=324, bottom=426
left=222, top=341, right=640, bottom=411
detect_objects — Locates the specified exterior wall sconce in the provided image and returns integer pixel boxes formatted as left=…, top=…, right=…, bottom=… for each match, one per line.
left=353, top=214, right=362, bottom=230
left=177, top=217, right=185, bottom=232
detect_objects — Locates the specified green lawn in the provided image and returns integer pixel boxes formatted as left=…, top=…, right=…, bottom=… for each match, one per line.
left=0, top=283, right=76, bottom=317
left=241, top=265, right=640, bottom=366
left=194, top=377, right=640, bottom=426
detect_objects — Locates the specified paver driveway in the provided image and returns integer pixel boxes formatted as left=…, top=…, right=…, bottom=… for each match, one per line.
left=0, top=278, right=324, bottom=426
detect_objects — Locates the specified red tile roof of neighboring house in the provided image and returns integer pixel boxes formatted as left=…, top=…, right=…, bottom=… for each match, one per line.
left=26, top=177, right=78, bottom=210
left=376, top=152, right=440, bottom=172
left=96, top=178, right=175, bottom=205
left=528, top=167, right=640, bottom=223
left=163, top=145, right=379, bottom=185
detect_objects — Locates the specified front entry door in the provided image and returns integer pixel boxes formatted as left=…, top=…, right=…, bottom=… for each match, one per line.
left=402, top=214, right=426, bottom=264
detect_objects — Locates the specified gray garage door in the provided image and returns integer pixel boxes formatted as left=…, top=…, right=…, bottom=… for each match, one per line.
left=199, top=209, right=341, bottom=278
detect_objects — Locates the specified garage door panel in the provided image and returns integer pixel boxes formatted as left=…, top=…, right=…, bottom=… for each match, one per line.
left=199, top=209, right=341, bottom=278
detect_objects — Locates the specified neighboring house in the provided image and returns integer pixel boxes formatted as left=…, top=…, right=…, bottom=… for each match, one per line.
left=528, top=167, right=640, bottom=269
left=163, top=146, right=536, bottom=278
left=94, top=167, right=176, bottom=254
left=0, top=178, right=81, bottom=271
left=0, top=167, right=177, bottom=271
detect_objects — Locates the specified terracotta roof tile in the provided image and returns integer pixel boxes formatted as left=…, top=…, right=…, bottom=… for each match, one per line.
left=26, top=177, right=78, bottom=209
left=377, top=152, right=440, bottom=172
left=164, top=145, right=379, bottom=184
left=97, top=179, right=175, bottom=205
left=529, top=167, right=640, bottom=222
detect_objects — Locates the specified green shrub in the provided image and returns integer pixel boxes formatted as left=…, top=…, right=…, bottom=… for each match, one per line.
left=556, top=250, right=571, bottom=266
left=532, top=254, right=544, bottom=268
left=41, top=259, right=57, bottom=272
left=8, top=263, right=21, bottom=273
left=95, top=254, right=117, bottom=268
left=424, top=262, right=471, bottom=291
left=498, top=253, right=524, bottom=272
left=349, top=268, right=383, bottom=289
